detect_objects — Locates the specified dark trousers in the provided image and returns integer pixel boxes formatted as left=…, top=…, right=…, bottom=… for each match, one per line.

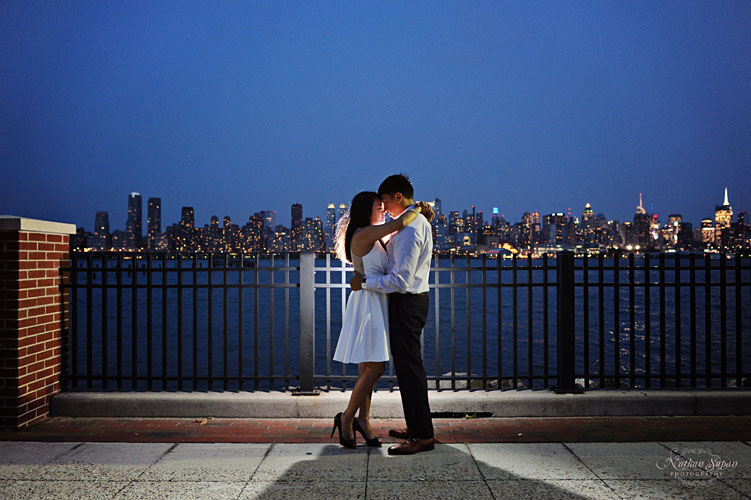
left=388, top=292, right=433, bottom=439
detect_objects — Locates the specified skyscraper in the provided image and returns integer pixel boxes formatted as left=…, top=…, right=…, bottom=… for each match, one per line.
left=678, top=221, right=693, bottom=249
left=147, top=197, right=161, bottom=249
left=635, top=193, right=646, bottom=215
left=181, top=206, right=195, bottom=228
left=433, top=198, right=442, bottom=216
left=580, top=203, right=597, bottom=243
left=633, top=193, right=651, bottom=246
left=302, top=216, right=325, bottom=252
left=127, top=192, right=142, bottom=248
left=582, top=203, right=595, bottom=224
left=433, top=213, right=448, bottom=250
left=147, top=197, right=161, bottom=232
left=93, top=211, right=110, bottom=250
left=244, top=213, right=265, bottom=252
left=543, top=213, right=567, bottom=244
left=491, top=207, right=502, bottom=228
left=714, top=187, right=733, bottom=246
left=338, top=203, right=347, bottom=223
left=291, top=203, right=303, bottom=250
left=448, top=211, right=460, bottom=235
left=701, top=218, right=715, bottom=245
left=263, top=211, right=276, bottom=230
left=325, top=203, right=337, bottom=250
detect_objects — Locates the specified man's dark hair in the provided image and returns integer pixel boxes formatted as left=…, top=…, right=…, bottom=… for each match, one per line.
left=378, top=173, right=414, bottom=199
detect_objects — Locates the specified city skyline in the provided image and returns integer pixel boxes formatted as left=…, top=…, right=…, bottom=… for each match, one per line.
left=76, top=187, right=742, bottom=236
left=71, top=185, right=749, bottom=256
left=2, top=3, right=749, bottom=228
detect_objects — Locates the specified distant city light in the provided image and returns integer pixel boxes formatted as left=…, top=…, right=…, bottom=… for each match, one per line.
left=73, top=188, right=748, bottom=254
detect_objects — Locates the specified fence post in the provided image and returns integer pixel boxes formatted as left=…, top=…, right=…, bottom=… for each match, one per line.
left=555, top=251, right=580, bottom=393
left=297, top=253, right=318, bottom=395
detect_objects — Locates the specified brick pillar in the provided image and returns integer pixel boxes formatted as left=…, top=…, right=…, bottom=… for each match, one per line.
left=0, top=216, right=75, bottom=428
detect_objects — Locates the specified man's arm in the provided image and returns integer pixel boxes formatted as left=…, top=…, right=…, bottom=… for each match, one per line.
left=363, top=223, right=424, bottom=294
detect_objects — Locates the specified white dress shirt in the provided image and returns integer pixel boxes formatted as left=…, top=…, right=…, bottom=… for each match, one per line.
left=365, top=209, right=433, bottom=294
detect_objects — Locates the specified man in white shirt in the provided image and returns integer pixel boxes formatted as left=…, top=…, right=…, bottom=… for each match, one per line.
left=350, top=174, right=434, bottom=455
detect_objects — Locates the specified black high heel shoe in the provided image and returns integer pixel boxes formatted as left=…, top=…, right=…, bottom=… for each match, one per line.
left=353, top=419, right=382, bottom=447
left=331, top=412, right=356, bottom=449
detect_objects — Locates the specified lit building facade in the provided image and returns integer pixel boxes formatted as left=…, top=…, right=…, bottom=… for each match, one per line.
left=291, top=203, right=303, bottom=251
left=325, top=203, right=337, bottom=251
left=147, top=197, right=161, bottom=250
left=93, top=211, right=110, bottom=250
left=302, top=217, right=325, bottom=252
left=714, top=187, right=733, bottom=247
left=126, top=192, right=142, bottom=249
left=701, top=218, right=715, bottom=245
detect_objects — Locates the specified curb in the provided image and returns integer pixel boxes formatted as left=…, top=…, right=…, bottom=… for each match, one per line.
left=51, top=390, right=751, bottom=418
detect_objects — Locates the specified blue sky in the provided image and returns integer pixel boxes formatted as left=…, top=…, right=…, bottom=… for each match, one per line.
left=2, top=1, right=749, bottom=230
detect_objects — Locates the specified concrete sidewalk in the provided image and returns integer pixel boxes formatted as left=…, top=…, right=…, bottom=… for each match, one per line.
left=6, top=388, right=751, bottom=499
left=1, top=440, right=749, bottom=499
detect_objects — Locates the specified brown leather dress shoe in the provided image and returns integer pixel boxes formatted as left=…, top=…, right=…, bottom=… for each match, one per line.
left=388, top=427, right=409, bottom=439
left=387, top=438, right=435, bottom=455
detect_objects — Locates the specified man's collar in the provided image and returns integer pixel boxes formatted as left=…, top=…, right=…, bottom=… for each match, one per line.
left=391, top=203, right=414, bottom=218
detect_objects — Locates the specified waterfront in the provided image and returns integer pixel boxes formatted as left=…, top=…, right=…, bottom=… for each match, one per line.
left=66, top=255, right=751, bottom=392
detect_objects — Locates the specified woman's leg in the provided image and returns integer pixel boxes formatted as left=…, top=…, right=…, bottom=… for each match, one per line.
left=341, top=361, right=385, bottom=439
left=356, top=362, right=385, bottom=437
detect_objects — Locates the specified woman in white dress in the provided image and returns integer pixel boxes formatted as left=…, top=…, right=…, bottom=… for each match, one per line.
left=331, top=191, right=433, bottom=448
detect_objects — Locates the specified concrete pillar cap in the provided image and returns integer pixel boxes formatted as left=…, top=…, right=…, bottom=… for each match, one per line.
left=0, top=216, right=76, bottom=234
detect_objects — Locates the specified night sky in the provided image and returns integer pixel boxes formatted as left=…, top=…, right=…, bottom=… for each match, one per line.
left=2, top=1, right=749, bottom=231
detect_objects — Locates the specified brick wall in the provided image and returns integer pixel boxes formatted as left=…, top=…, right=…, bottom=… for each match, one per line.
left=0, top=228, right=70, bottom=428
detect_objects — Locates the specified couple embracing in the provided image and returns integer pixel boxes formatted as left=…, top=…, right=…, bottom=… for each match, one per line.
left=331, top=174, right=435, bottom=455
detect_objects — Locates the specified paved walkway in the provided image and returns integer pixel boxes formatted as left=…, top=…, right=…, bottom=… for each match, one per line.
left=2, top=417, right=750, bottom=499
left=1, top=439, right=750, bottom=499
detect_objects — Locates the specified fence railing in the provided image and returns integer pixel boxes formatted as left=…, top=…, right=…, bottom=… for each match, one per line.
left=60, top=251, right=750, bottom=392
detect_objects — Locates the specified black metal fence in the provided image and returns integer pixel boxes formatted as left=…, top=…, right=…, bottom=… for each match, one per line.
left=572, top=252, right=749, bottom=389
left=60, top=251, right=751, bottom=392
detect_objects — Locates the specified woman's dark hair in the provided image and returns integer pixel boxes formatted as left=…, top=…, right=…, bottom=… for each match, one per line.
left=377, top=173, right=413, bottom=199
left=334, top=191, right=379, bottom=263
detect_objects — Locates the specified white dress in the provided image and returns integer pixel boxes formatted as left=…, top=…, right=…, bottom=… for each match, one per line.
left=333, top=241, right=391, bottom=364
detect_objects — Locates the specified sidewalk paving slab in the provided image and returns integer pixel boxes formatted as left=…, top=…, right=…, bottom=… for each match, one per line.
left=485, top=479, right=622, bottom=500
left=565, top=442, right=676, bottom=480
left=138, top=443, right=269, bottom=482
left=367, top=479, right=494, bottom=500
left=469, top=443, right=597, bottom=480
left=0, top=479, right=129, bottom=500
left=239, top=481, right=366, bottom=500
left=251, top=443, right=368, bottom=482
left=0, top=442, right=81, bottom=480
left=723, top=479, right=751, bottom=498
left=368, top=443, right=481, bottom=481
left=602, top=479, right=747, bottom=500
left=115, top=481, right=246, bottom=500
left=37, top=442, right=173, bottom=481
